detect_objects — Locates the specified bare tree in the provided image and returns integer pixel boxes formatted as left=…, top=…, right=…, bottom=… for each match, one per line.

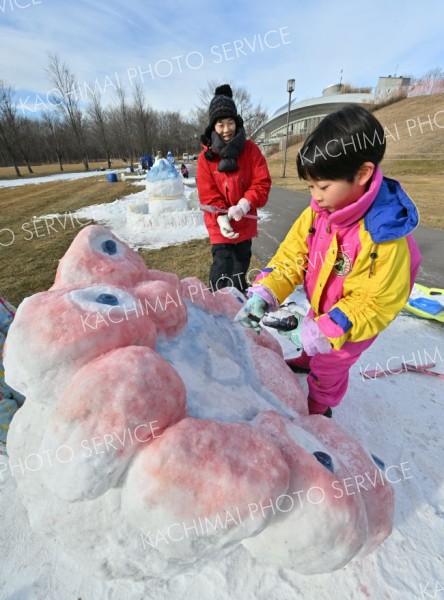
left=132, top=82, right=155, bottom=156
left=88, top=91, right=112, bottom=169
left=0, top=81, right=36, bottom=174
left=0, top=82, right=24, bottom=176
left=111, top=85, right=137, bottom=167
left=156, top=111, right=183, bottom=156
left=46, top=54, right=89, bottom=170
left=15, top=116, right=38, bottom=173
left=407, top=67, right=444, bottom=97
left=41, top=110, right=66, bottom=171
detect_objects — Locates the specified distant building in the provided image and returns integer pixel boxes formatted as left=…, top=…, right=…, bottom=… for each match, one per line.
left=253, top=75, right=411, bottom=153
left=374, top=76, right=411, bottom=99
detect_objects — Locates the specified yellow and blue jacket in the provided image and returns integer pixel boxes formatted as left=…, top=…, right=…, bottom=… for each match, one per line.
left=254, top=169, right=422, bottom=350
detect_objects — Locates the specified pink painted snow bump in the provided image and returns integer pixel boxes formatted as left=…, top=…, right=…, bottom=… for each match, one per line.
left=121, top=417, right=290, bottom=558
left=133, top=280, right=187, bottom=338
left=178, top=277, right=288, bottom=359
left=179, top=276, right=247, bottom=319
left=52, top=224, right=150, bottom=289
left=145, top=269, right=182, bottom=289
left=39, top=346, right=186, bottom=501
left=244, top=327, right=284, bottom=357
left=251, top=347, right=308, bottom=417
left=180, top=276, right=222, bottom=314
left=213, top=288, right=251, bottom=319
left=243, top=411, right=393, bottom=574
left=4, top=285, right=157, bottom=402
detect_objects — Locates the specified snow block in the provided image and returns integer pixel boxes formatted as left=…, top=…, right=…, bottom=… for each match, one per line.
left=4, top=224, right=394, bottom=581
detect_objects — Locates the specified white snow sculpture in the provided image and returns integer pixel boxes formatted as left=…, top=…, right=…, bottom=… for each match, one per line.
left=127, top=159, right=203, bottom=230
left=4, top=224, right=394, bottom=581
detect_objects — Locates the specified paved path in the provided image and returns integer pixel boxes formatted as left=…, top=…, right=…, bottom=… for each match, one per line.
left=253, top=186, right=444, bottom=288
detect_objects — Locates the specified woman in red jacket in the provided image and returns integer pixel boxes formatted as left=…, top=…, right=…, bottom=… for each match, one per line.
left=197, top=84, right=271, bottom=292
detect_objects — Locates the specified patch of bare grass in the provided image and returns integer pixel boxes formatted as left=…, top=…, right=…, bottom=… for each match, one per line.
left=0, top=176, right=262, bottom=306
left=0, top=177, right=134, bottom=304
left=139, top=239, right=262, bottom=287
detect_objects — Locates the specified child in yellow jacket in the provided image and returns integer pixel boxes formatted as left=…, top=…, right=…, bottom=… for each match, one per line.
left=236, top=106, right=421, bottom=417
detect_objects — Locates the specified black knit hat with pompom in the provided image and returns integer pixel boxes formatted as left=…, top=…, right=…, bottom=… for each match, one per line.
left=208, top=84, right=243, bottom=129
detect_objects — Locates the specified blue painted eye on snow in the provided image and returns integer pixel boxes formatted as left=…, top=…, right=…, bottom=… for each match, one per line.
left=313, top=451, right=334, bottom=473
left=371, top=454, right=385, bottom=470
left=95, top=294, right=119, bottom=306
left=101, top=239, right=117, bottom=255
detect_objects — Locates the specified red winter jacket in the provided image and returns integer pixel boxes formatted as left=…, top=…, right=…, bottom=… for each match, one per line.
left=197, top=140, right=271, bottom=244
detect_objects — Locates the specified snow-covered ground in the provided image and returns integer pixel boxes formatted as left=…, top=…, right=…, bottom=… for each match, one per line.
left=0, top=169, right=125, bottom=188
left=1, top=307, right=443, bottom=600
left=0, top=194, right=442, bottom=600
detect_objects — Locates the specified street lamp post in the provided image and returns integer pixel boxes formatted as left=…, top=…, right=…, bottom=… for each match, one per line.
left=282, top=78, right=295, bottom=178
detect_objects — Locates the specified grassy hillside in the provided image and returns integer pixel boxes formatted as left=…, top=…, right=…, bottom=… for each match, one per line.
left=267, top=94, right=444, bottom=229
left=374, top=93, right=444, bottom=158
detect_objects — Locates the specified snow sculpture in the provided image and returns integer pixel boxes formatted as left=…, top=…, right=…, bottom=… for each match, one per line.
left=127, top=159, right=203, bottom=230
left=4, top=224, right=394, bottom=580
left=146, top=158, right=187, bottom=215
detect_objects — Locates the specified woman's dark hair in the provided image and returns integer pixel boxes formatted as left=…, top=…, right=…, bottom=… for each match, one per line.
left=296, top=105, right=386, bottom=182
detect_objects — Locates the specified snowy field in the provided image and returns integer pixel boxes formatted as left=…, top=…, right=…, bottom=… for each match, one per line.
left=0, top=170, right=125, bottom=188
left=0, top=180, right=443, bottom=600
left=70, top=187, right=210, bottom=251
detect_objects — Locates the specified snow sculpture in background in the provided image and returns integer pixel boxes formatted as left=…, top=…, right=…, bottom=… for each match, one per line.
left=146, top=158, right=187, bottom=215
left=4, top=224, right=394, bottom=581
left=127, top=158, right=203, bottom=230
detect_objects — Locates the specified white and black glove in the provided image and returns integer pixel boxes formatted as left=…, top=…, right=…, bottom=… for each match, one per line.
left=227, top=198, right=250, bottom=222
left=217, top=215, right=239, bottom=239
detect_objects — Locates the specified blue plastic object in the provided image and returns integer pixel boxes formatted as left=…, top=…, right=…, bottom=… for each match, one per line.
left=408, top=297, right=443, bottom=315
left=95, top=294, right=119, bottom=306
left=313, top=451, right=334, bottom=473
left=107, top=173, right=118, bottom=183
left=101, top=240, right=117, bottom=255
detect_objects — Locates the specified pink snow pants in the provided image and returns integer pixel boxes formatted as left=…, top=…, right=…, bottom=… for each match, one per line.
left=290, top=336, right=377, bottom=414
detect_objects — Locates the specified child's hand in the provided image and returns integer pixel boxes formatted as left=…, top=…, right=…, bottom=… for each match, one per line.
left=277, top=310, right=331, bottom=356
left=217, top=215, right=239, bottom=239
left=277, top=319, right=304, bottom=350
left=228, top=199, right=250, bottom=221
left=301, top=318, right=331, bottom=355
left=234, top=294, right=268, bottom=332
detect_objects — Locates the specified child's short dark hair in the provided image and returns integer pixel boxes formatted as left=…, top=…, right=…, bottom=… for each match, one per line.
left=296, top=105, right=386, bottom=182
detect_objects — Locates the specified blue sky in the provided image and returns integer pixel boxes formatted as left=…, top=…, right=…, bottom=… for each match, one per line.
left=1, top=0, right=443, bottom=118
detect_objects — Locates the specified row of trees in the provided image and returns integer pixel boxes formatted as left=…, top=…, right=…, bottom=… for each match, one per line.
left=0, top=55, right=268, bottom=176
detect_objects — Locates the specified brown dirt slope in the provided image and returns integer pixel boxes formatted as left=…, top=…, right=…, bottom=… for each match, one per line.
left=374, top=93, right=444, bottom=158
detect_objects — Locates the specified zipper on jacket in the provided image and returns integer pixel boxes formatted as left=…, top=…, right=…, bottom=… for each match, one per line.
left=225, top=182, right=230, bottom=204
